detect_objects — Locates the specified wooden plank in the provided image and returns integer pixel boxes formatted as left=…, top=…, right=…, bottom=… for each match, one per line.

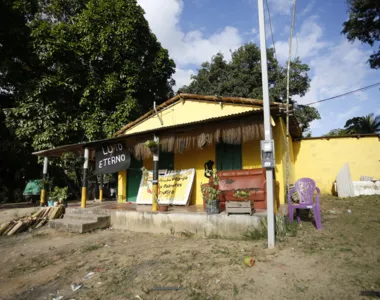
left=3, top=221, right=15, bottom=235
left=7, top=221, right=23, bottom=236
left=34, top=219, right=47, bottom=229
left=226, top=201, right=251, bottom=208
left=0, top=221, right=11, bottom=235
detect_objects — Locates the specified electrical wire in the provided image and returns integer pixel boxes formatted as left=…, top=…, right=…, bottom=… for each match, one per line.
left=265, top=0, right=277, bottom=60
left=304, top=82, right=380, bottom=106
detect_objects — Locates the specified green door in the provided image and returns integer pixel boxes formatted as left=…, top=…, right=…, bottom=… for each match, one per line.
left=127, top=155, right=143, bottom=202
left=159, top=151, right=174, bottom=170
left=216, top=142, right=242, bottom=171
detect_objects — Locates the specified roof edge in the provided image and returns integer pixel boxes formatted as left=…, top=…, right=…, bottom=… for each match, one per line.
left=113, top=93, right=286, bottom=136
left=295, top=133, right=380, bottom=141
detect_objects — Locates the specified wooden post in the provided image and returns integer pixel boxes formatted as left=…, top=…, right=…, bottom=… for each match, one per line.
left=152, top=136, right=159, bottom=211
left=81, top=148, right=89, bottom=208
left=40, top=157, right=48, bottom=206
left=99, top=174, right=104, bottom=201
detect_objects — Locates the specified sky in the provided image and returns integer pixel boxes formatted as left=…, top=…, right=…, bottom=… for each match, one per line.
left=137, top=0, right=380, bottom=137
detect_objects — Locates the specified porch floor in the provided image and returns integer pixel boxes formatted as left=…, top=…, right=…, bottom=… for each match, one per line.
left=64, top=200, right=268, bottom=238
left=67, top=200, right=267, bottom=216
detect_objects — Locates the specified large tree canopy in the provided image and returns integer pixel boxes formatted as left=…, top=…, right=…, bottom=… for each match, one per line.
left=0, top=0, right=175, bottom=202
left=5, top=0, right=176, bottom=151
left=180, top=43, right=320, bottom=135
left=342, top=0, right=380, bottom=69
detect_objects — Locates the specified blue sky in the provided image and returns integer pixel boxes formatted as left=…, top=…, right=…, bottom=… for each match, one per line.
left=138, top=0, right=380, bottom=136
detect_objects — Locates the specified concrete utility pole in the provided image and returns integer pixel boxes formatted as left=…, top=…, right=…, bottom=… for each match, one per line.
left=257, top=0, right=275, bottom=248
left=40, top=157, right=49, bottom=206
left=81, top=147, right=89, bottom=208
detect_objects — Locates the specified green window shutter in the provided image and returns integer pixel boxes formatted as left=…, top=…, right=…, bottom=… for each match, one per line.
left=216, top=142, right=242, bottom=171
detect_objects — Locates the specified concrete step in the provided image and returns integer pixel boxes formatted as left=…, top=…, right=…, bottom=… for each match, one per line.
left=49, top=213, right=110, bottom=233
left=63, top=213, right=108, bottom=222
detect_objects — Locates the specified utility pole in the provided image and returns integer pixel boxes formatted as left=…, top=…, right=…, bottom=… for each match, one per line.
left=258, top=0, right=275, bottom=248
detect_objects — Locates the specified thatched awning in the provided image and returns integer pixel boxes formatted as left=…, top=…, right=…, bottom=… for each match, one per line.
left=34, top=108, right=301, bottom=161
left=132, top=115, right=264, bottom=159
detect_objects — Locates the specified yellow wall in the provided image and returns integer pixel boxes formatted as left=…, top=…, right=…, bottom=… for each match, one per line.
left=293, top=136, right=380, bottom=194
left=126, top=100, right=261, bottom=135
left=118, top=119, right=290, bottom=206
left=175, top=143, right=216, bottom=205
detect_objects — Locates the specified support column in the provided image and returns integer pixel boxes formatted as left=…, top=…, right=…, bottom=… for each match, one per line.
left=152, top=136, right=159, bottom=211
left=99, top=175, right=104, bottom=202
left=258, top=0, right=275, bottom=248
left=118, top=171, right=126, bottom=202
left=81, top=148, right=89, bottom=208
left=40, top=157, right=48, bottom=206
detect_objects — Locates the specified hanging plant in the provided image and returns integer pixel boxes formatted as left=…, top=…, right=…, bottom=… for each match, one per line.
left=144, top=140, right=159, bottom=153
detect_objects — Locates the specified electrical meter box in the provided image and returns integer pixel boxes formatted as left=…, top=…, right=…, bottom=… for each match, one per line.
left=260, top=140, right=275, bottom=169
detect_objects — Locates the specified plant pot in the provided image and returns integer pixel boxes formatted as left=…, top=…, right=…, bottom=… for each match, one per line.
left=206, top=199, right=220, bottom=214
left=148, top=146, right=158, bottom=154
left=158, top=205, right=169, bottom=212
left=48, top=200, right=54, bottom=207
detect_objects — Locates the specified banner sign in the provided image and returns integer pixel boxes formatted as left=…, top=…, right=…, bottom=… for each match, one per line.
left=136, top=169, right=195, bottom=205
left=94, top=143, right=131, bottom=174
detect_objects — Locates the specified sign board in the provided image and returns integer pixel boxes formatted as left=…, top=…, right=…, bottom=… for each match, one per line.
left=136, top=169, right=195, bottom=205
left=94, top=143, right=131, bottom=174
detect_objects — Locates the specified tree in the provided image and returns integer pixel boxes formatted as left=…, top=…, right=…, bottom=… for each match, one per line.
left=0, top=0, right=41, bottom=203
left=344, top=113, right=380, bottom=133
left=342, top=0, right=380, bottom=69
left=324, top=128, right=348, bottom=136
left=6, top=0, right=176, bottom=151
left=180, top=43, right=320, bottom=135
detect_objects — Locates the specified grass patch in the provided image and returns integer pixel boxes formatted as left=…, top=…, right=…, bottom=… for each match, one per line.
left=233, top=284, right=239, bottom=296
left=243, top=216, right=298, bottom=241
left=339, top=247, right=352, bottom=252
left=81, top=244, right=101, bottom=252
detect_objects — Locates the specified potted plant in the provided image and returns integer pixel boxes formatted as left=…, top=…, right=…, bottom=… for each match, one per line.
left=49, top=186, right=68, bottom=207
left=233, top=189, right=255, bottom=214
left=201, top=171, right=221, bottom=214
left=233, top=190, right=251, bottom=201
left=144, top=140, right=159, bottom=154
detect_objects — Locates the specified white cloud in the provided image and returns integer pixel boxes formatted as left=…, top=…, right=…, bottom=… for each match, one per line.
left=294, top=39, right=374, bottom=105
left=267, top=0, right=293, bottom=16
left=275, top=16, right=327, bottom=64
left=299, top=0, right=316, bottom=17
left=173, top=68, right=195, bottom=91
left=137, top=0, right=242, bottom=66
left=137, top=0, right=243, bottom=89
left=337, top=106, right=361, bottom=121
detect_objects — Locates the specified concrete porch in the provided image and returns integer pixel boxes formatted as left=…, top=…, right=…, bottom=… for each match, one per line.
left=65, top=201, right=268, bottom=238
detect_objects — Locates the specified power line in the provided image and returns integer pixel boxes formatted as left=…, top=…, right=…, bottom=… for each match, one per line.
left=265, top=0, right=276, bottom=60
left=304, top=82, right=380, bottom=106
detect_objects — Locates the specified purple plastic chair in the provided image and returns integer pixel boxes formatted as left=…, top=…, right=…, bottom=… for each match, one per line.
left=288, top=178, right=322, bottom=230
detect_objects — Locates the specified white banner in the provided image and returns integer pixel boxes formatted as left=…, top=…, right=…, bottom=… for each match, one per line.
left=136, top=169, right=195, bottom=205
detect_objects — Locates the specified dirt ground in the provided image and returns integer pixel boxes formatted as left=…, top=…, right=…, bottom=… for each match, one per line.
left=0, top=196, right=379, bottom=300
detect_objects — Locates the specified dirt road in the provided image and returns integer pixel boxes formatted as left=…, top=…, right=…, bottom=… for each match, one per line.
left=0, top=196, right=379, bottom=299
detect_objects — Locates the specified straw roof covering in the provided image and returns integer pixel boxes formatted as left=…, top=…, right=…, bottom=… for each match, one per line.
left=130, top=116, right=264, bottom=160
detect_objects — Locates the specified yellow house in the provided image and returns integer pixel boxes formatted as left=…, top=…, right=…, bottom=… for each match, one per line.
left=33, top=93, right=380, bottom=210
left=114, top=93, right=301, bottom=207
